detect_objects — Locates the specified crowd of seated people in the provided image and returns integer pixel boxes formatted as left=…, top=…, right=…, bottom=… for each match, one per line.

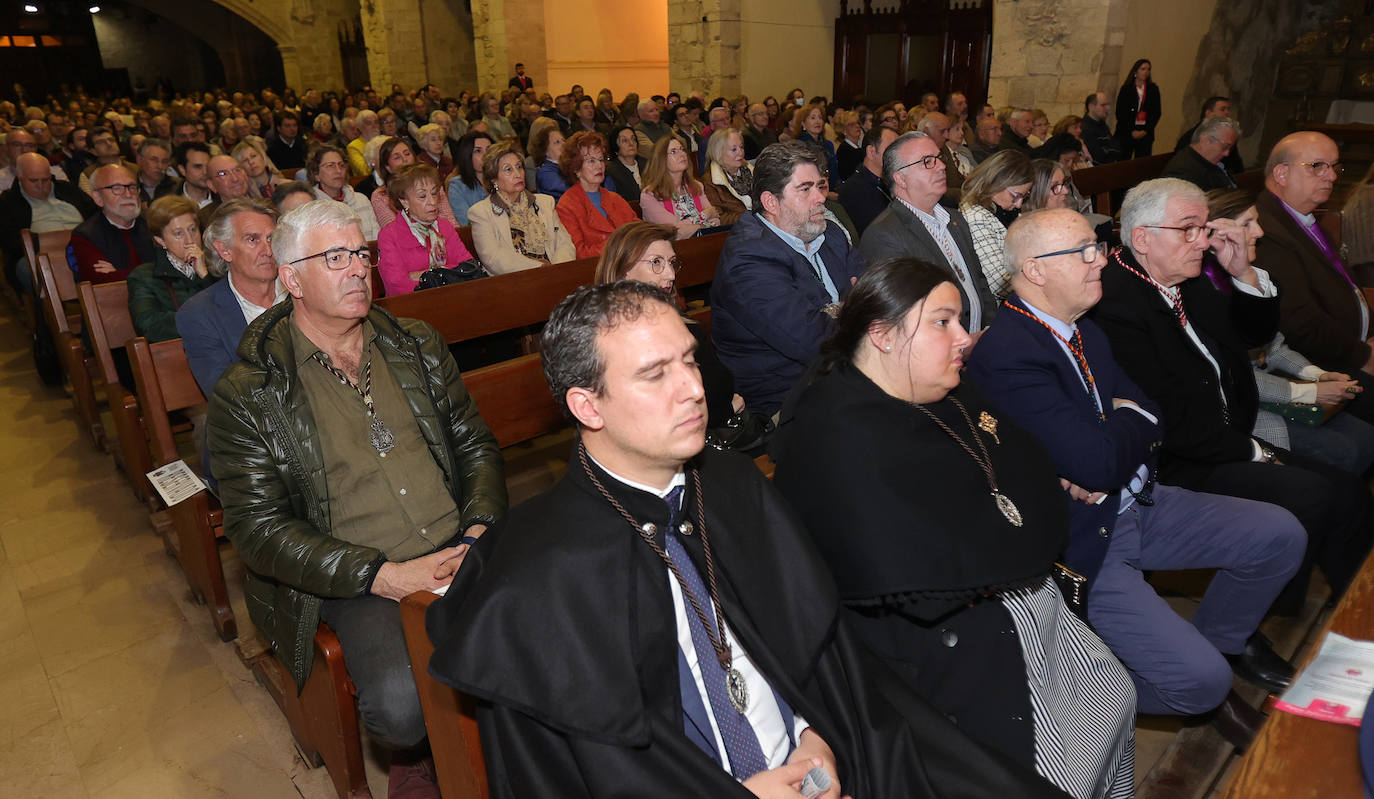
left=2, top=73, right=1367, bottom=799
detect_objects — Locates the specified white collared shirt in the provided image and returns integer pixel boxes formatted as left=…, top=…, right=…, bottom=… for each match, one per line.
left=899, top=198, right=983, bottom=332
left=588, top=454, right=809, bottom=775
left=226, top=271, right=286, bottom=324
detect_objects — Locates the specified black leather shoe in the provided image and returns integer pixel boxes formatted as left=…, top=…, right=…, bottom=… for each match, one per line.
left=1225, top=632, right=1295, bottom=694
left=1209, top=690, right=1265, bottom=753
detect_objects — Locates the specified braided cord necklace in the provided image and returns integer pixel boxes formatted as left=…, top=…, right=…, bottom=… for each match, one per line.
left=913, top=396, right=1023, bottom=527
left=310, top=352, right=396, bottom=453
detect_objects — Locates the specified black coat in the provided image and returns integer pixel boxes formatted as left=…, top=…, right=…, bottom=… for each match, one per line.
left=427, top=447, right=1068, bottom=798
left=1174, top=123, right=1244, bottom=173
left=1161, top=146, right=1236, bottom=192
left=1088, top=250, right=1280, bottom=486
left=603, top=156, right=647, bottom=204
left=1080, top=115, right=1123, bottom=165
left=0, top=180, right=97, bottom=268
left=1114, top=81, right=1162, bottom=147
left=772, top=365, right=1069, bottom=766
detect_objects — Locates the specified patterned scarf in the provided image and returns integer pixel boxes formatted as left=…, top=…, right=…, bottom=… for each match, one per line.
left=403, top=210, right=446, bottom=267
left=493, top=189, right=549, bottom=259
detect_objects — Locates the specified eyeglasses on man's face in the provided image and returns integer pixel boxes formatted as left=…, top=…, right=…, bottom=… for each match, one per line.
left=1032, top=241, right=1110, bottom=263
left=97, top=182, right=138, bottom=196
left=895, top=154, right=942, bottom=172
left=1142, top=224, right=1210, bottom=243
left=288, top=246, right=373, bottom=270
left=1291, top=160, right=1344, bottom=178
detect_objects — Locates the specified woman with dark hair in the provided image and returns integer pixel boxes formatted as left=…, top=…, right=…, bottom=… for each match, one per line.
left=771, top=257, right=1135, bottom=799
left=370, top=136, right=459, bottom=229
left=640, top=134, right=719, bottom=239
left=468, top=140, right=575, bottom=273
left=960, top=149, right=1034, bottom=299
left=594, top=221, right=743, bottom=425
left=604, top=125, right=647, bottom=204
left=447, top=130, right=493, bottom=225
left=376, top=163, right=476, bottom=296
left=307, top=143, right=380, bottom=239
left=555, top=131, right=639, bottom=259
left=1205, top=188, right=1374, bottom=475
left=532, top=123, right=568, bottom=202
left=1114, top=58, right=1161, bottom=158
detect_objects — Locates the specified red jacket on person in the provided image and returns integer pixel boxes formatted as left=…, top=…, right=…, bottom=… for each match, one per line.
left=555, top=183, right=640, bottom=259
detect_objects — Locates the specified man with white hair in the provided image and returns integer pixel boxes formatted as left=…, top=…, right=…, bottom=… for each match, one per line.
left=348, top=109, right=381, bottom=177
left=1090, top=177, right=1373, bottom=617
left=208, top=199, right=506, bottom=797
left=634, top=98, right=672, bottom=151
left=1161, top=116, right=1240, bottom=191
left=70, top=163, right=154, bottom=284
left=916, top=111, right=962, bottom=203
left=969, top=208, right=1306, bottom=750
left=1000, top=109, right=1033, bottom=153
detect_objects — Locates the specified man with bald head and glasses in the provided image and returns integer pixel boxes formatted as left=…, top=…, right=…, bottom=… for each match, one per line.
left=1089, top=177, right=1373, bottom=624
left=207, top=199, right=506, bottom=796
left=859, top=130, right=996, bottom=338
left=70, top=163, right=155, bottom=284
left=1254, top=132, right=1368, bottom=379
left=968, top=208, right=1306, bottom=750
left=196, top=154, right=252, bottom=228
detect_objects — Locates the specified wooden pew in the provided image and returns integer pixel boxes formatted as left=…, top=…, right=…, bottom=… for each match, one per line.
left=35, top=253, right=104, bottom=449
left=400, top=591, right=487, bottom=799
left=76, top=280, right=153, bottom=505
left=1071, top=152, right=1173, bottom=217
left=1220, top=549, right=1374, bottom=798
left=125, top=336, right=236, bottom=641
left=376, top=231, right=727, bottom=345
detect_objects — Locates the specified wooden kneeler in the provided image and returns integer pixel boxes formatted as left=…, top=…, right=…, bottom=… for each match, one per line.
left=400, top=590, right=488, bottom=799
left=126, top=336, right=236, bottom=641
left=244, top=625, right=373, bottom=799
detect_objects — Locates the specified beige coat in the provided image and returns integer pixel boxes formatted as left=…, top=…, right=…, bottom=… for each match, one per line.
left=467, top=193, right=576, bottom=274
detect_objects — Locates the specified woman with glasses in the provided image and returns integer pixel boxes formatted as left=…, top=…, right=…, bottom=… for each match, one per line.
left=960, top=150, right=1034, bottom=300
left=594, top=221, right=743, bottom=424
left=308, top=144, right=380, bottom=241
left=377, top=163, right=476, bottom=296
left=640, top=135, right=720, bottom=239
left=555, top=131, right=639, bottom=259
left=468, top=140, right=575, bottom=274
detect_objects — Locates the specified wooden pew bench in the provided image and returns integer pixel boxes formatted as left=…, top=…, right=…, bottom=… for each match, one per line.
left=76, top=280, right=152, bottom=506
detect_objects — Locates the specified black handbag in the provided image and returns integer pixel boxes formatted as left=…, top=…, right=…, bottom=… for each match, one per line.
left=705, top=410, right=775, bottom=455
left=415, top=258, right=488, bottom=291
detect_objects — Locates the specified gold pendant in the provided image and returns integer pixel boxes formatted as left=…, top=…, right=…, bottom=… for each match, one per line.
left=978, top=411, right=1000, bottom=444
left=994, top=492, right=1023, bottom=527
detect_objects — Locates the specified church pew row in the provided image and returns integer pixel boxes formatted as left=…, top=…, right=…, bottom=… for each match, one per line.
left=374, top=231, right=727, bottom=343
left=32, top=239, right=107, bottom=451
left=77, top=279, right=153, bottom=506
left=1220, top=548, right=1374, bottom=798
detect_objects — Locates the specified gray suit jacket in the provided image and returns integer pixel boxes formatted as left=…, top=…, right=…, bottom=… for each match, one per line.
left=858, top=199, right=997, bottom=332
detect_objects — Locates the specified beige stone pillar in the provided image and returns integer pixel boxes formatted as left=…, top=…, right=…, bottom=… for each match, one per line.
left=987, top=0, right=1127, bottom=123
left=471, top=0, right=547, bottom=95
left=668, top=0, right=741, bottom=97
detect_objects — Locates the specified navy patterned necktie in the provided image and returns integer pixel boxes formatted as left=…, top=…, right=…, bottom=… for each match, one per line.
left=662, top=485, right=769, bottom=779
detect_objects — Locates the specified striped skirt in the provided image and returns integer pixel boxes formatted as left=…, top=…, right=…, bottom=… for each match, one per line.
left=1001, top=576, right=1137, bottom=799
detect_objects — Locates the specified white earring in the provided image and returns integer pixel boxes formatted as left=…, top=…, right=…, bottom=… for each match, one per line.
left=884, top=345, right=892, bottom=352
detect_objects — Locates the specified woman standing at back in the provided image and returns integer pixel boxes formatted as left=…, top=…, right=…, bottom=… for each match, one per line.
left=1114, top=58, right=1161, bottom=158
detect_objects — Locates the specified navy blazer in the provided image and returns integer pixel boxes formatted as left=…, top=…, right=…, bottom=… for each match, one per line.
left=966, top=294, right=1162, bottom=585
left=710, top=211, right=866, bottom=416
left=176, top=276, right=249, bottom=399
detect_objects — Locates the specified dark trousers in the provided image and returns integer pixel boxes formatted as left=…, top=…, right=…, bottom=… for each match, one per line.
left=319, top=594, right=427, bottom=750
left=1191, top=450, right=1374, bottom=611
left=1086, top=485, right=1305, bottom=715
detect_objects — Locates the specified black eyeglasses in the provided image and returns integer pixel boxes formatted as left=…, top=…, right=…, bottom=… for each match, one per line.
left=1032, top=241, right=1110, bottom=263
left=895, top=154, right=942, bottom=172
left=635, top=255, right=681, bottom=274
left=287, top=246, right=373, bottom=270
left=1142, top=224, right=1209, bottom=243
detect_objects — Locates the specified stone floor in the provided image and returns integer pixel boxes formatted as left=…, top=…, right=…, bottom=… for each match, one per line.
left=0, top=297, right=1325, bottom=798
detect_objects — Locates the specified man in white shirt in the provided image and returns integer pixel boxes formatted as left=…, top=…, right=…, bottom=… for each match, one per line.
left=0, top=152, right=93, bottom=293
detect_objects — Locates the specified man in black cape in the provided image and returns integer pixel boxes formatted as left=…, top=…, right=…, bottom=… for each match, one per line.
left=426, top=282, right=1066, bottom=798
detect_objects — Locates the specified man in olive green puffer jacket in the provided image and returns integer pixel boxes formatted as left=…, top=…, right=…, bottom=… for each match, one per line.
left=208, top=199, right=506, bottom=790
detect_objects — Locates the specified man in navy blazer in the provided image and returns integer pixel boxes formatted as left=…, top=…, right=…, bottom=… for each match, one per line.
left=966, top=209, right=1305, bottom=748
left=710, top=141, right=866, bottom=417
left=177, top=197, right=283, bottom=399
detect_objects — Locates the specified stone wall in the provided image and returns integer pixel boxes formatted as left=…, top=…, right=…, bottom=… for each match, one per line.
left=92, top=10, right=213, bottom=91
left=472, top=0, right=548, bottom=95
left=669, top=0, right=742, bottom=97
left=986, top=0, right=1128, bottom=124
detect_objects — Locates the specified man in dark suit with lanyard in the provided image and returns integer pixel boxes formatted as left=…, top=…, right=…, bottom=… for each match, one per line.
left=968, top=208, right=1306, bottom=750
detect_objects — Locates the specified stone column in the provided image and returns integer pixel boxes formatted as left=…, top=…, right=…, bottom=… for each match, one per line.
left=471, top=0, right=547, bottom=95
left=668, top=0, right=741, bottom=97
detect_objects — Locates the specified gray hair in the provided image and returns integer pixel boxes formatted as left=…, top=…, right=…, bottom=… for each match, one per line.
left=272, top=199, right=363, bottom=268
left=138, top=137, right=171, bottom=157
left=752, top=139, right=827, bottom=210
left=1192, top=115, right=1240, bottom=144
left=202, top=197, right=279, bottom=278
left=1120, top=178, right=1205, bottom=256
left=357, top=109, right=379, bottom=129
left=540, top=281, right=679, bottom=424
left=881, top=131, right=931, bottom=186
left=704, top=126, right=743, bottom=169
left=362, top=135, right=393, bottom=170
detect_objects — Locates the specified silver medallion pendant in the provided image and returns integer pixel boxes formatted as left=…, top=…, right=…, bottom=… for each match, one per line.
left=726, top=667, right=749, bottom=714
left=369, top=417, right=396, bottom=454
left=994, top=492, right=1023, bottom=527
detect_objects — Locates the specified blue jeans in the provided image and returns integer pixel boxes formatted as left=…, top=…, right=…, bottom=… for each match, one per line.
left=1286, top=412, right=1374, bottom=475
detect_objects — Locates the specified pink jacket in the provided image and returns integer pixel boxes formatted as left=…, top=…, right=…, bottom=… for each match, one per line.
left=375, top=216, right=474, bottom=296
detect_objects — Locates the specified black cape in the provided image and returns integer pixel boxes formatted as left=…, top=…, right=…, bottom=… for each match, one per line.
left=427, top=446, right=1067, bottom=798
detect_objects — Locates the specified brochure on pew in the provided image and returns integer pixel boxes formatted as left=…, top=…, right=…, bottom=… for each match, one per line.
left=145, top=460, right=207, bottom=507
left=1275, top=632, right=1374, bottom=726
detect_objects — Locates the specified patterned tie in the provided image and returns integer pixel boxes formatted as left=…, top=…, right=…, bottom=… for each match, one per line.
left=662, top=485, right=769, bottom=780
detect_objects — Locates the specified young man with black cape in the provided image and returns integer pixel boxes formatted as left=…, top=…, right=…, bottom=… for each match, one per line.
left=426, top=282, right=1068, bottom=798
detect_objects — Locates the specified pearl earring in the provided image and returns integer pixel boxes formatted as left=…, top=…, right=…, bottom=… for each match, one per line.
left=884, top=345, right=892, bottom=352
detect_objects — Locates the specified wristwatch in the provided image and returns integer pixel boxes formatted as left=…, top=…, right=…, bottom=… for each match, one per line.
left=1261, top=445, right=1278, bottom=464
